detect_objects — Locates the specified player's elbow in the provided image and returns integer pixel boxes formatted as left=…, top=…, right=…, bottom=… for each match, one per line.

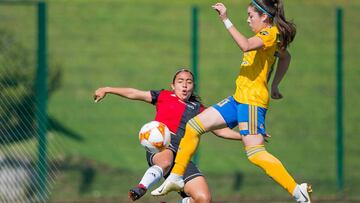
left=239, top=45, right=251, bottom=52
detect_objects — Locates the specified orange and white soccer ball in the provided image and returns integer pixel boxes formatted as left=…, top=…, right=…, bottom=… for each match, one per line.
left=139, top=121, right=171, bottom=153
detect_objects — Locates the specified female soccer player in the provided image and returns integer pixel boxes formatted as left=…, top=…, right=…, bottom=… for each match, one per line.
left=94, top=69, right=242, bottom=203
left=152, top=1, right=312, bottom=203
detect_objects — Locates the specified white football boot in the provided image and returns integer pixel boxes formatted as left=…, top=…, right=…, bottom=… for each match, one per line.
left=151, top=173, right=184, bottom=196
left=293, top=183, right=313, bottom=203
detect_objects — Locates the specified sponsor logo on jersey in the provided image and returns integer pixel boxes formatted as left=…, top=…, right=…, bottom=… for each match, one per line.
left=239, top=122, right=248, bottom=131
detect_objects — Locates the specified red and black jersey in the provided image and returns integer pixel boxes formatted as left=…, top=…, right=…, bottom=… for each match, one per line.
left=150, top=90, right=204, bottom=147
left=145, top=90, right=204, bottom=179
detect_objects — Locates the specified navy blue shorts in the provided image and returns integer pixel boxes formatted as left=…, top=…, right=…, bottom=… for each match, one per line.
left=213, top=96, right=267, bottom=135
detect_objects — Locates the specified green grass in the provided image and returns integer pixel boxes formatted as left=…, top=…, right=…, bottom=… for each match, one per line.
left=1, top=0, right=360, bottom=202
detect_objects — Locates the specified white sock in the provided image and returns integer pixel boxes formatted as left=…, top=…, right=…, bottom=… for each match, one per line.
left=180, top=197, right=190, bottom=203
left=139, top=165, right=163, bottom=189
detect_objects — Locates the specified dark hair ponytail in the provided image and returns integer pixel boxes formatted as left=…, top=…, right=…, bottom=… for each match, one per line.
left=251, top=0, right=296, bottom=50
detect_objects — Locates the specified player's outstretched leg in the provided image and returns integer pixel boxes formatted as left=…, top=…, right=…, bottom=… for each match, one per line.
left=293, top=183, right=313, bottom=203
left=151, top=173, right=184, bottom=196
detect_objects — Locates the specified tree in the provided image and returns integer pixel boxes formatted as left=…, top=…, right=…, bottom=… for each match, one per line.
left=0, top=29, right=62, bottom=144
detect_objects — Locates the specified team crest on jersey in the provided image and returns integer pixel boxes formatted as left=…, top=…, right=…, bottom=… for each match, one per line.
left=241, top=61, right=249, bottom=66
left=260, top=31, right=269, bottom=36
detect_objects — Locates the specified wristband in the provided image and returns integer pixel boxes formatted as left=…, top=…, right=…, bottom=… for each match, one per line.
left=223, top=18, right=233, bottom=29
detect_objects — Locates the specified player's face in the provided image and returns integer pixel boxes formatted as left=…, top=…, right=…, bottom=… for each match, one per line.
left=247, top=6, right=267, bottom=33
left=171, top=71, right=194, bottom=101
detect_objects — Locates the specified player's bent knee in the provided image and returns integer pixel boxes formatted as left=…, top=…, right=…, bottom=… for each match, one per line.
left=184, top=176, right=211, bottom=203
left=185, top=185, right=211, bottom=203
left=152, top=149, right=174, bottom=172
left=192, top=192, right=211, bottom=203
left=157, top=158, right=172, bottom=168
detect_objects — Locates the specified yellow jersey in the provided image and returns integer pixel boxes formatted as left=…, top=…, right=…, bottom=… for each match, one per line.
left=233, top=26, right=279, bottom=109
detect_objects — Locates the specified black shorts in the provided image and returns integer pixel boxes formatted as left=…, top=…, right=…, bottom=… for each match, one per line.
left=146, top=131, right=204, bottom=197
left=146, top=150, right=203, bottom=197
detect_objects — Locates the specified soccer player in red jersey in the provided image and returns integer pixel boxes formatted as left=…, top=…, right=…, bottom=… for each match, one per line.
left=94, top=69, right=241, bottom=203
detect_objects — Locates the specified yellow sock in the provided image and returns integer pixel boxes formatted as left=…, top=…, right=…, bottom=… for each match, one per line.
left=246, top=145, right=297, bottom=195
left=172, top=117, right=206, bottom=175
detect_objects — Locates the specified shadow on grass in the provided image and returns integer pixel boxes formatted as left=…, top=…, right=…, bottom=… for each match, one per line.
left=0, top=115, right=84, bottom=145
left=48, top=116, right=84, bottom=142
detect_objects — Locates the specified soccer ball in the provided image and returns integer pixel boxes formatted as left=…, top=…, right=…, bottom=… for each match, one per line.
left=139, top=121, right=171, bottom=153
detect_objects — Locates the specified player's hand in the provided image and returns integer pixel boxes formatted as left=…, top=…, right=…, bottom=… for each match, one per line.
left=212, top=3, right=228, bottom=21
left=94, top=88, right=107, bottom=103
left=271, top=86, right=283, bottom=99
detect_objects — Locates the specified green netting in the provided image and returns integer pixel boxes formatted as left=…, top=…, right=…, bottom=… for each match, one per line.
left=0, top=2, right=61, bottom=202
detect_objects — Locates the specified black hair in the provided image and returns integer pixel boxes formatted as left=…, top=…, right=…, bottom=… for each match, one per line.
left=250, top=0, right=296, bottom=50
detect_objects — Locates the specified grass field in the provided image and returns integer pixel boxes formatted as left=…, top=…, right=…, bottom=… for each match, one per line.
left=1, top=0, right=360, bottom=202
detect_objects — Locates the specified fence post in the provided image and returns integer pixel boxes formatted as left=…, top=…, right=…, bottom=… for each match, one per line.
left=35, top=1, right=49, bottom=201
left=191, top=6, right=200, bottom=165
left=335, top=7, right=344, bottom=195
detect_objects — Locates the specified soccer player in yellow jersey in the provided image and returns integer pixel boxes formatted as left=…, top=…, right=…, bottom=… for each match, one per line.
left=152, top=1, right=312, bottom=202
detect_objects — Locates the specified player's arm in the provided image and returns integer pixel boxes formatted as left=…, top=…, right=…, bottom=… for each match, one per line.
left=211, top=127, right=242, bottom=140
left=94, top=87, right=152, bottom=103
left=271, top=49, right=291, bottom=99
left=212, top=3, right=264, bottom=52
